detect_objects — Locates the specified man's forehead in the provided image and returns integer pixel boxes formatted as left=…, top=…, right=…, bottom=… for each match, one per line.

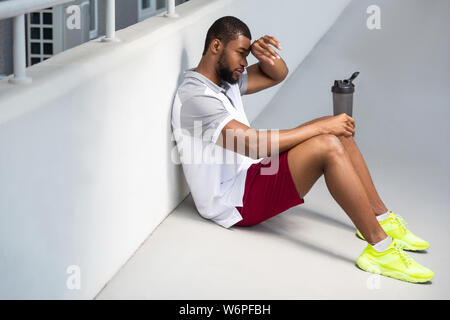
left=229, top=35, right=251, bottom=50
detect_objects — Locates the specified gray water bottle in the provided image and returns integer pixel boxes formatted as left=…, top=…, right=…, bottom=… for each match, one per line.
left=331, top=72, right=359, bottom=117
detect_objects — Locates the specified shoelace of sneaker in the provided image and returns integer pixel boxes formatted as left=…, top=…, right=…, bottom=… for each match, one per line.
left=392, top=214, right=408, bottom=233
left=393, top=243, right=413, bottom=266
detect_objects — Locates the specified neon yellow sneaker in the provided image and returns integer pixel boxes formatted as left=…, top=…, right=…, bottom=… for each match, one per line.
left=356, top=238, right=434, bottom=283
left=356, top=211, right=429, bottom=251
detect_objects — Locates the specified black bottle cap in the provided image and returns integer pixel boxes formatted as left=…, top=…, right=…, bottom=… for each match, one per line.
left=331, top=72, right=359, bottom=94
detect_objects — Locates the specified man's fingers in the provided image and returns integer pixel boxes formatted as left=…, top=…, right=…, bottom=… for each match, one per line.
left=253, top=48, right=274, bottom=64
left=261, top=37, right=281, bottom=55
left=258, top=36, right=282, bottom=55
left=347, top=115, right=355, bottom=124
left=254, top=46, right=277, bottom=60
left=257, top=40, right=280, bottom=59
left=268, top=36, right=282, bottom=50
left=345, top=128, right=353, bottom=137
left=253, top=36, right=283, bottom=64
left=263, top=35, right=282, bottom=50
left=261, top=42, right=280, bottom=59
left=346, top=124, right=354, bottom=135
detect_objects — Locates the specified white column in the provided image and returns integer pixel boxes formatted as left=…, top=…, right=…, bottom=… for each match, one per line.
left=164, top=0, right=179, bottom=18
left=8, top=14, right=32, bottom=84
left=101, top=0, right=119, bottom=42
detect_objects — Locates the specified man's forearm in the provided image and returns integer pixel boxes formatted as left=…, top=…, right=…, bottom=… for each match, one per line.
left=258, top=58, right=288, bottom=82
left=253, top=124, right=323, bottom=159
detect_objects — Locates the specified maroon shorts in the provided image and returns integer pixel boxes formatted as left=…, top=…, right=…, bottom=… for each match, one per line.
left=234, top=150, right=305, bottom=227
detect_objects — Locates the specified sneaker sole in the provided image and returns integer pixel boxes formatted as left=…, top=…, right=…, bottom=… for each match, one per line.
left=356, top=255, right=433, bottom=283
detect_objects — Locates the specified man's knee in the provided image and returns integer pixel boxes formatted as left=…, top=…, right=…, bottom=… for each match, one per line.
left=311, top=134, right=346, bottom=157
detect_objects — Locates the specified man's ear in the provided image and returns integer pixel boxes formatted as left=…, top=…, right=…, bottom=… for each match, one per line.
left=211, top=39, right=222, bottom=55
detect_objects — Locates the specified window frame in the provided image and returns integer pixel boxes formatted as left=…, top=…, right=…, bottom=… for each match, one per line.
left=89, top=0, right=99, bottom=39
left=137, top=0, right=167, bottom=22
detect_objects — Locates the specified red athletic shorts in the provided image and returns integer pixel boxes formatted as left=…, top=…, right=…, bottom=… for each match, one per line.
left=234, top=150, right=305, bottom=227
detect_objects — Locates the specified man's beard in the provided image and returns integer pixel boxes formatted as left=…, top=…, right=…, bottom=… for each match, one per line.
left=217, top=52, right=239, bottom=85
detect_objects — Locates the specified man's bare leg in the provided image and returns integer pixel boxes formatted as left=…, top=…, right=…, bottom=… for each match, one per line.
left=287, top=134, right=387, bottom=245
left=295, top=116, right=388, bottom=216
left=337, top=135, right=388, bottom=216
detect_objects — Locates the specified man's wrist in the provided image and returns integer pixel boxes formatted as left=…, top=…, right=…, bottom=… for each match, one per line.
left=311, top=123, right=326, bottom=136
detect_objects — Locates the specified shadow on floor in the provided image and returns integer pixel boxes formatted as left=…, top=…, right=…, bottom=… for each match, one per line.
left=294, top=207, right=355, bottom=232
left=251, top=222, right=356, bottom=265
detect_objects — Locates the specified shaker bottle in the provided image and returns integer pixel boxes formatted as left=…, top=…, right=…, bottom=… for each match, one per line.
left=331, top=71, right=359, bottom=117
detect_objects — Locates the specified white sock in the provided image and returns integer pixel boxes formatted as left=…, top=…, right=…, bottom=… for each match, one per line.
left=376, top=210, right=390, bottom=222
left=372, top=236, right=393, bottom=252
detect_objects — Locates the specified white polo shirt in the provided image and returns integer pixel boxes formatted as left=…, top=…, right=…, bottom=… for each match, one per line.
left=171, top=67, right=264, bottom=228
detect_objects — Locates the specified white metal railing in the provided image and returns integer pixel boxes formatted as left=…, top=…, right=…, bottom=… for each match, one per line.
left=0, top=0, right=179, bottom=85
left=164, top=0, right=179, bottom=18
left=0, top=0, right=76, bottom=84
left=101, top=0, right=116, bottom=42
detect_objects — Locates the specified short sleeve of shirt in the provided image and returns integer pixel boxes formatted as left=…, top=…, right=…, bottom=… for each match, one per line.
left=180, top=94, right=235, bottom=144
left=237, top=69, right=248, bottom=96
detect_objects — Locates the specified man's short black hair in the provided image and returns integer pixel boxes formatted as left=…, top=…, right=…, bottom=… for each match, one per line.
left=202, top=16, right=252, bottom=56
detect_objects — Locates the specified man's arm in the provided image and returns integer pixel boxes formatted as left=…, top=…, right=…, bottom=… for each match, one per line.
left=216, top=119, right=323, bottom=159
left=245, top=60, right=288, bottom=95
left=245, top=35, right=288, bottom=95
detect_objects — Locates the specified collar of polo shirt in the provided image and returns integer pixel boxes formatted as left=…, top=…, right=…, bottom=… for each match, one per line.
left=185, top=67, right=230, bottom=94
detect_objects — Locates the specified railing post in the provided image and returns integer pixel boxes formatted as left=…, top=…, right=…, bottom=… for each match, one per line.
left=8, top=14, right=32, bottom=84
left=101, top=0, right=119, bottom=42
left=164, top=0, right=179, bottom=18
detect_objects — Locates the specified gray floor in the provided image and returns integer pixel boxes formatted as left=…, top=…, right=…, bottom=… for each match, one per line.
left=96, top=0, right=450, bottom=299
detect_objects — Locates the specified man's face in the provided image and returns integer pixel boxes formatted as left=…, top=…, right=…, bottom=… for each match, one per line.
left=217, top=35, right=251, bottom=84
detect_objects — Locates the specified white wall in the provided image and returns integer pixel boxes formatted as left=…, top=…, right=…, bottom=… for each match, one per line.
left=0, top=0, right=350, bottom=299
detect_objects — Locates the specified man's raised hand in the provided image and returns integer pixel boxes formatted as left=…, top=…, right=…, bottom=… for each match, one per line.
left=251, top=35, right=283, bottom=65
